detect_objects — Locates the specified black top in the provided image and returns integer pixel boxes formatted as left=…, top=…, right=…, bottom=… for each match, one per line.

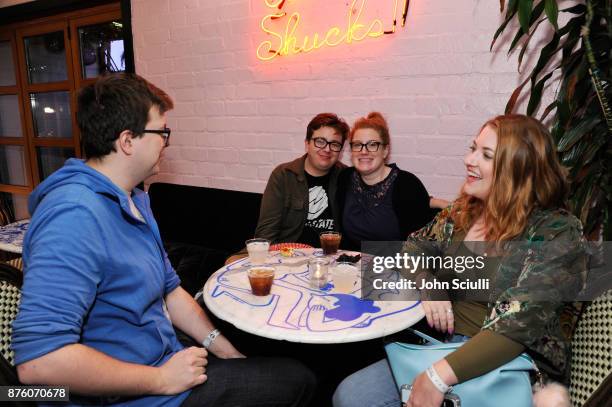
left=342, top=165, right=402, bottom=247
left=298, top=171, right=334, bottom=247
left=336, top=165, right=435, bottom=251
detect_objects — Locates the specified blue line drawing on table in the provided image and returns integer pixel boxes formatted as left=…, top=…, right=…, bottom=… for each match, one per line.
left=304, top=294, right=420, bottom=332
left=321, top=295, right=381, bottom=320
left=209, top=251, right=421, bottom=333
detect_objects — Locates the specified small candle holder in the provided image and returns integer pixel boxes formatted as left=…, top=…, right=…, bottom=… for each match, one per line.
left=308, top=257, right=330, bottom=289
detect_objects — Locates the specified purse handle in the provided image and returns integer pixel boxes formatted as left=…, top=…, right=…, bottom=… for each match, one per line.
left=405, top=328, right=443, bottom=345
left=406, top=328, right=542, bottom=383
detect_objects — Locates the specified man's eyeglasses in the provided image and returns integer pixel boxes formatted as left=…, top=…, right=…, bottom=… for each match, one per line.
left=311, top=137, right=343, bottom=152
left=349, top=141, right=386, bottom=152
left=143, top=127, right=171, bottom=147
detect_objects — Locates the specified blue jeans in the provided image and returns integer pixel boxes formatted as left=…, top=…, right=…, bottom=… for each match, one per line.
left=332, top=334, right=470, bottom=407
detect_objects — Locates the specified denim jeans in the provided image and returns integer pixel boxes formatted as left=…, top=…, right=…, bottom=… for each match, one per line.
left=332, top=334, right=470, bottom=407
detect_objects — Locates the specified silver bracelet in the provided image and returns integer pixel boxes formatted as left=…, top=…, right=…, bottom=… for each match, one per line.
left=202, top=329, right=221, bottom=349
left=425, top=365, right=452, bottom=394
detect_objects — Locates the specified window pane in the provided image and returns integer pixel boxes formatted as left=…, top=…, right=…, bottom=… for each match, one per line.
left=0, top=145, right=27, bottom=186
left=78, top=20, right=125, bottom=79
left=30, top=91, right=72, bottom=138
left=24, top=31, right=68, bottom=84
left=0, top=41, right=17, bottom=86
left=36, top=146, right=74, bottom=181
left=0, top=95, right=22, bottom=137
left=0, top=192, right=29, bottom=222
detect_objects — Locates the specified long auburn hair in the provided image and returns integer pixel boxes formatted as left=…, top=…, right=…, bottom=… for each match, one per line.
left=451, top=114, right=569, bottom=241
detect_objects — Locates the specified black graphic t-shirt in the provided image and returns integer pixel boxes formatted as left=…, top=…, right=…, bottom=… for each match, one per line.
left=299, top=171, right=334, bottom=247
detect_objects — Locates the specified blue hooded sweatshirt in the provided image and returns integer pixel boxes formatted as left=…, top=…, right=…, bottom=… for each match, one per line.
left=12, top=159, right=189, bottom=406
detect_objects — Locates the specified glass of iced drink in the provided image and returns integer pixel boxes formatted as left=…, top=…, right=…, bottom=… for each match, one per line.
left=247, top=266, right=275, bottom=296
left=319, top=231, right=341, bottom=255
left=331, top=262, right=358, bottom=293
left=246, top=238, right=270, bottom=264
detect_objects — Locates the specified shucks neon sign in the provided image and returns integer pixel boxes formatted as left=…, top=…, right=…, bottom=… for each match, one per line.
left=256, top=0, right=410, bottom=61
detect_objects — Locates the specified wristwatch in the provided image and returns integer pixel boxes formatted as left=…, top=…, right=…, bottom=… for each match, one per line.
left=202, top=329, right=221, bottom=349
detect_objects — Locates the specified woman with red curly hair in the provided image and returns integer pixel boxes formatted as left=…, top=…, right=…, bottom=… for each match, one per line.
left=336, top=112, right=443, bottom=250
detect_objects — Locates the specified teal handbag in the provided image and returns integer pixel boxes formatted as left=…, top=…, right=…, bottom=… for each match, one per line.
left=385, top=329, right=538, bottom=407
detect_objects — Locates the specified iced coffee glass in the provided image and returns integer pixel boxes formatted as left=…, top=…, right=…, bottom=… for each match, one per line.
left=247, top=266, right=275, bottom=296
left=319, top=231, right=341, bottom=255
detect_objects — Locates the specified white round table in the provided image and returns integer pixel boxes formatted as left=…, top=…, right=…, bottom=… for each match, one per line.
left=203, top=249, right=424, bottom=344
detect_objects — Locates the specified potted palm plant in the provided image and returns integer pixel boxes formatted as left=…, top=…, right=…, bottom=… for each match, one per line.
left=492, top=0, right=611, bottom=240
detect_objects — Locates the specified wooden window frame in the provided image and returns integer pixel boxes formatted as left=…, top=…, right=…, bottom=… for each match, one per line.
left=70, top=9, right=122, bottom=90
left=16, top=19, right=79, bottom=186
left=0, top=29, right=32, bottom=195
left=0, top=2, right=123, bottom=201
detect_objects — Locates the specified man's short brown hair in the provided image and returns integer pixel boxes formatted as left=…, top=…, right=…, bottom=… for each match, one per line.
left=77, top=73, right=173, bottom=159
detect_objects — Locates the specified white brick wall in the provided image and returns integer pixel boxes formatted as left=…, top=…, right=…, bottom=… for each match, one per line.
left=132, top=0, right=556, bottom=199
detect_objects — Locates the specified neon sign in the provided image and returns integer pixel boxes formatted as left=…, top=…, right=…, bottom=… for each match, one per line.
left=256, top=0, right=410, bottom=61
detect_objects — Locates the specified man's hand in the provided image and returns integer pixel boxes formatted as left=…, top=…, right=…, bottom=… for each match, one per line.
left=156, top=347, right=208, bottom=395
left=165, top=287, right=247, bottom=360
left=208, top=334, right=246, bottom=359
left=214, top=348, right=246, bottom=359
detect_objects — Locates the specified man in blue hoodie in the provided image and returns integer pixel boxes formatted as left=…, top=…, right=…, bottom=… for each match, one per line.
left=12, top=73, right=315, bottom=406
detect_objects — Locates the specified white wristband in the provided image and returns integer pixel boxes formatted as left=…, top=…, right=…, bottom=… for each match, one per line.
left=425, top=365, right=452, bottom=394
left=202, top=329, right=221, bottom=349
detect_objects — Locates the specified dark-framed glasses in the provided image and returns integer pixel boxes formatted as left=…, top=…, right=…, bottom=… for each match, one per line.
left=312, top=137, right=343, bottom=152
left=349, top=141, right=385, bottom=152
left=143, top=127, right=171, bottom=147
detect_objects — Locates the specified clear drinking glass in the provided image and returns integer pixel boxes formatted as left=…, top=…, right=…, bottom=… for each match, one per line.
left=246, top=238, right=270, bottom=264
left=247, top=266, right=275, bottom=296
left=331, top=262, right=358, bottom=293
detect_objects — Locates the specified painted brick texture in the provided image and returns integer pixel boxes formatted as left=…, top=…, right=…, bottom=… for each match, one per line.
left=132, top=0, right=556, bottom=199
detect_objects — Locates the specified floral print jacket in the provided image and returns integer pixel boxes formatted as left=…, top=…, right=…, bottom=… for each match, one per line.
left=405, top=205, right=588, bottom=382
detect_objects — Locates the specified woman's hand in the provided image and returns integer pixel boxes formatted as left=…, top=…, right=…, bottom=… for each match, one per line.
left=406, top=372, right=444, bottom=407
left=421, top=301, right=454, bottom=334
left=407, top=359, right=458, bottom=407
left=429, top=197, right=450, bottom=209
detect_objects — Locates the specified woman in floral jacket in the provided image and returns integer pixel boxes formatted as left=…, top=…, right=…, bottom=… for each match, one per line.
left=333, top=114, right=587, bottom=407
